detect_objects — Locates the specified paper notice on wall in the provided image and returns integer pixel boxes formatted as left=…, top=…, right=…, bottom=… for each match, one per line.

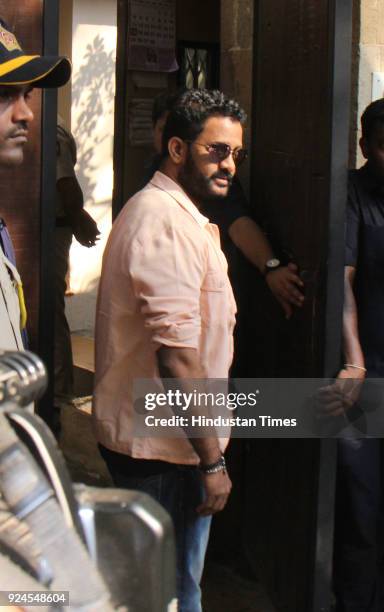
left=129, top=98, right=154, bottom=146
left=128, top=0, right=178, bottom=72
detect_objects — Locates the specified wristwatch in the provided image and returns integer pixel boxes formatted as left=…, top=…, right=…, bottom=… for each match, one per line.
left=264, top=258, right=281, bottom=275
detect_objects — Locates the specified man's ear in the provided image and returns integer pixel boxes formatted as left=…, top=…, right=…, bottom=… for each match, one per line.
left=168, top=137, right=187, bottom=165
left=360, top=136, right=369, bottom=160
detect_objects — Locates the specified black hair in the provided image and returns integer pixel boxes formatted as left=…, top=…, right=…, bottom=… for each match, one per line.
left=361, top=98, right=384, bottom=140
left=152, top=89, right=187, bottom=126
left=161, top=89, right=247, bottom=156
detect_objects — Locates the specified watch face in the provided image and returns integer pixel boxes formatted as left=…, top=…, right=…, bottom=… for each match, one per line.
left=266, top=258, right=281, bottom=269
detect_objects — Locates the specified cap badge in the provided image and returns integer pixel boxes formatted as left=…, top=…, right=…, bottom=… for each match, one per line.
left=0, top=25, right=21, bottom=52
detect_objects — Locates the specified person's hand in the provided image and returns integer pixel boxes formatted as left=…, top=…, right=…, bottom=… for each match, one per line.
left=72, top=209, right=100, bottom=247
left=314, top=366, right=366, bottom=418
left=196, top=470, right=232, bottom=516
left=265, top=263, right=304, bottom=319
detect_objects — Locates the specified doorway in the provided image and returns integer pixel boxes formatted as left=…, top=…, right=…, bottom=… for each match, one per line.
left=57, top=0, right=117, bottom=387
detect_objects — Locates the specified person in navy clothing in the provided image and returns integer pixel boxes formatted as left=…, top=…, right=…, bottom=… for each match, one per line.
left=333, top=98, right=384, bottom=612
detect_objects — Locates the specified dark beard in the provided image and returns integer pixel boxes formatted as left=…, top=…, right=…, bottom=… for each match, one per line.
left=178, top=151, right=233, bottom=204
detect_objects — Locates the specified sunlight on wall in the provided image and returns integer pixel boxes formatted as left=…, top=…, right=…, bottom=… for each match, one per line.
left=66, top=1, right=117, bottom=334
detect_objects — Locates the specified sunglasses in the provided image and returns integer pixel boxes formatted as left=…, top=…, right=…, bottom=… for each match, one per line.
left=188, top=141, right=248, bottom=166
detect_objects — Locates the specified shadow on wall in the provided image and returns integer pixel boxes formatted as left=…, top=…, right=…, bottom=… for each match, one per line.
left=71, top=34, right=115, bottom=206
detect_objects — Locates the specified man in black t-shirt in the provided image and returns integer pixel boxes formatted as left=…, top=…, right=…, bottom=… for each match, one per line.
left=333, top=99, right=384, bottom=612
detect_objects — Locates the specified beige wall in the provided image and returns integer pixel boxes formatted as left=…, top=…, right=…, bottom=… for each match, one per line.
left=64, top=0, right=117, bottom=335
left=220, top=0, right=253, bottom=194
left=351, top=0, right=384, bottom=167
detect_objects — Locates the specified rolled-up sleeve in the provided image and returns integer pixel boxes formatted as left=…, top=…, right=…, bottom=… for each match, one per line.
left=127, top=218, right=205, bottom=348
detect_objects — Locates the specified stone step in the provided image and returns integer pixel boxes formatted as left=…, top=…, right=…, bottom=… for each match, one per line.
left=60, top=398, right=112, bottom=487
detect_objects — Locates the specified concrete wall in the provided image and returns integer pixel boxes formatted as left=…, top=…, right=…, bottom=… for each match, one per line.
left=60, top=0, right=117, bottom=335
left=351, top=0, right=384, bottom=167
left=220, top=0, right=253, bottom=194
left=121, top=0, right=220, bottom=202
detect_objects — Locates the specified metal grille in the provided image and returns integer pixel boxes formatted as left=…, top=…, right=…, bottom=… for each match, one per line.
left=184, top=47, right=208, bottom=89
left=178, top=42, right=219, bottom=89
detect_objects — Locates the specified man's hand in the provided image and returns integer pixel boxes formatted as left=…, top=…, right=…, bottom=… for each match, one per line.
left=265, top=262, right=304, bottom=319
left=72, top=209, right=100, bottom=247
left=315, top=366, right=366, bottom=418
left=197, top=470, right=232, bottom=516
left=57, top=176, right=100, bottom=246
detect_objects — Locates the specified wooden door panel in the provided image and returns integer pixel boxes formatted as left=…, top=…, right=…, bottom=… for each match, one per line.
left=237, top=1, right=352, bottom=610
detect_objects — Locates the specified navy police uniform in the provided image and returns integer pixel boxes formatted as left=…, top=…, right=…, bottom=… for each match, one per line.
left=334, top=164, right=384, bottom=612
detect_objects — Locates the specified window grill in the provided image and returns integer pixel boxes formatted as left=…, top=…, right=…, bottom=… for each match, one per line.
left=177, top=42, right=219, bottom=89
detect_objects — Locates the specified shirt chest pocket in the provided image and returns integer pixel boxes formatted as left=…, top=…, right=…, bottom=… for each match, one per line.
left=200, top=269, right=227, bottom=325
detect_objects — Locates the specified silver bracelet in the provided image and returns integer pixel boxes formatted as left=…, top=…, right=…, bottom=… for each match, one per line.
left=200, top=455, right=226, bottom=475
left=344, top=363, right=367, bottom=372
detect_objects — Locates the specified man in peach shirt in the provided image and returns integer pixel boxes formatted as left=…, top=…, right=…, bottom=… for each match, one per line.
left=93, top=89, right=246, bottom=611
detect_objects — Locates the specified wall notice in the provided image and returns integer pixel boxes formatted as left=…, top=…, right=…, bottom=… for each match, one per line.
left=129, top=98, right=153, bottom=146
left=128, top=0, right=178, bottom=72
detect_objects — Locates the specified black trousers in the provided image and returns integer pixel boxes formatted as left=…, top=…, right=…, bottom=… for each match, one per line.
left=334, top=437, right=384, bottom=612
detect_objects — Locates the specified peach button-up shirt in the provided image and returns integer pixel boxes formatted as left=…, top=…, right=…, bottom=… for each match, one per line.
left=92, top=171, right=237, bottom=464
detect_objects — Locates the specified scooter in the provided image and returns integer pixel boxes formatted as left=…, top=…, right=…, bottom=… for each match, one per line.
left=0, top=350, right=176, bottom=612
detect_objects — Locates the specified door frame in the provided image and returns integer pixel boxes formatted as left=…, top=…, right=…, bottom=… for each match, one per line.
left=38, top=0, right=59, bottom=422
left=312, top=1, right=353, bottom=609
